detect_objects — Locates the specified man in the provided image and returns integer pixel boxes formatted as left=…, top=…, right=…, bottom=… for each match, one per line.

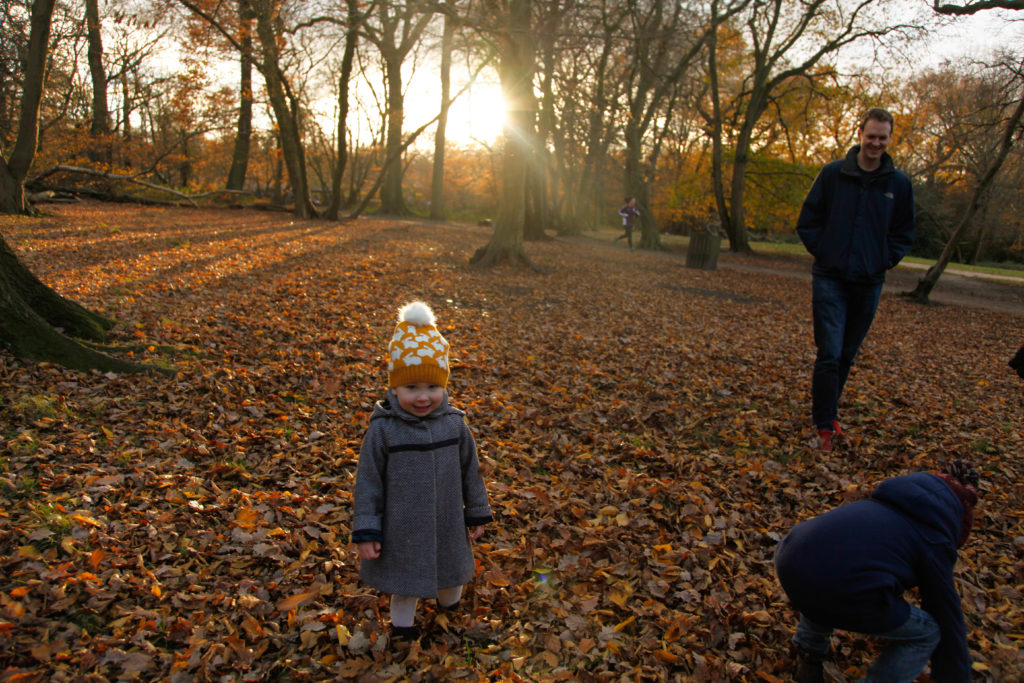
left=797, top=107, right=915, bottom=451
left=775, top=461, right=979, bottom=683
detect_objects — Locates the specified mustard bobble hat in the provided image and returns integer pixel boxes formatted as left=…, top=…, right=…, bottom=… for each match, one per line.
left=387, top=301, right=450, bottom=388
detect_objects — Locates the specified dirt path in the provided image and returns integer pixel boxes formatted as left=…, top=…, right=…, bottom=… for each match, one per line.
left=563, top=229, right=1024, bottom=316
left=715, top=250, right=1024, bottom=316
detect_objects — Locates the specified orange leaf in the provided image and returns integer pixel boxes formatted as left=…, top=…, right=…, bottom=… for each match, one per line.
left=276, top=591, right=314, bottom=612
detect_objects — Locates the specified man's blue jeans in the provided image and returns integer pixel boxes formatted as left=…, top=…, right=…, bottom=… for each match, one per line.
left=811, top=275, right=884, bottom=430
left=793, top=607, right=941, bottom=682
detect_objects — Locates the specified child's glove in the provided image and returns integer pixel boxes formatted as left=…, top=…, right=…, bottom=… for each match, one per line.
left=1010, top=344, right=1024, bottom=379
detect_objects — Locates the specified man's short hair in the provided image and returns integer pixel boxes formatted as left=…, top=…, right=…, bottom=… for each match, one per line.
left=860, top=107, right=894, bottom=132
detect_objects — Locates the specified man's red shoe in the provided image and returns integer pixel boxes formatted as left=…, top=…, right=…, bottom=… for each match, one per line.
left=817, top=429, right=834, bottom=452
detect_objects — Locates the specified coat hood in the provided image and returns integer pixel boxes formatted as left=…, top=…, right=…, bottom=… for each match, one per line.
left=871, top=472, right=963, bottom=547
left=841, top=145, right=896, bottom=178
left=371, top=390, right=457, bottom=422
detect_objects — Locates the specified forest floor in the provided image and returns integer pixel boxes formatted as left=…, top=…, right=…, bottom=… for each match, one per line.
left=1, top=203, right=1022, bottom=682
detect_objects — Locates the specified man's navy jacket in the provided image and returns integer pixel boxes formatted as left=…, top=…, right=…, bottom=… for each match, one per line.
left=797, top=145, right=916, bottom=284
left=775, top=473, right=970, bottom=682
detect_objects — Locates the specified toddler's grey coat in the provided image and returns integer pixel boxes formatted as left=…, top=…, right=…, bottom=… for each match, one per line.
left=352, top=393, right=492, bottom=597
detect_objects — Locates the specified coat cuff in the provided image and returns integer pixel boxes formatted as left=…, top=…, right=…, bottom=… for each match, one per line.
left=465, top=514, right=493, bottom=527
left=351, top=529, right=383, bottom=544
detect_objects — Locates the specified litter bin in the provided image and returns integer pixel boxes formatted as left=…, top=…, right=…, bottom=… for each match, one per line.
left=686, top=229, right=722, bottom=270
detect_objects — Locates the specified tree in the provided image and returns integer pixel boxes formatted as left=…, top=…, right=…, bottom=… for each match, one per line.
left=1, top=0, right=156, bottom=373
left=565, top=2, right=624, bottom=235
left=619, top=0, right=710, bottom=249
left=470, top=0, right=537, bottom=268
left=706, top=0, right=914, bottom=252
left=933, top=0, right=1024, bottom=13
left=226, top=0, right=254, bottom=191
left=325, top=0, right=363, bottom=220
left=429, top=3, right=456, bottom=220
left=1, top=0, right=56, bottom=214
left=85, top=0, right=112, bottom=164
left=907, top=59, right=1024, bottom=302
left=361, top=0, right=433, bottom=215
left=178, top=0, right=317, bottom=218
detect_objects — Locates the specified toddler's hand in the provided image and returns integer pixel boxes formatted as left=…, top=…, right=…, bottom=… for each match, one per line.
left=468, top=526, right=484, bottom=541
left=357, top=541, right=381, bottom=560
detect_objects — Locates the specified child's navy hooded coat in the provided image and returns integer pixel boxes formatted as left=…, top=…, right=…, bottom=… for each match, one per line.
left=775, top=472, right=970, bottom=683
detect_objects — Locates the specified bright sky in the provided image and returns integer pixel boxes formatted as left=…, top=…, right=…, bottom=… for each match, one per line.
left=913, top=8, right=1024, bottom=67
left=408, top=75, right=506, bottom=148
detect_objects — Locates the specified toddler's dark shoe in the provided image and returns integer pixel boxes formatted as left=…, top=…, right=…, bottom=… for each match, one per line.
left=793, top=646, right=825, bottom=683
left=389, top=625, right=420, bottom=644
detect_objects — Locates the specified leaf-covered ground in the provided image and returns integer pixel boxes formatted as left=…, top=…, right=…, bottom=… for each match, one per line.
left=1, top=204, right=1022, bottom=682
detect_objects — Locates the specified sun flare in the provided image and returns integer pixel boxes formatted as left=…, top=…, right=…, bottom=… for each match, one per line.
left=444, top=82, right=506, bottom=146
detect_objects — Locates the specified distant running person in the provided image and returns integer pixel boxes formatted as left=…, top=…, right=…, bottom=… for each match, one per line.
left=615, top=197, right=640, bottom=250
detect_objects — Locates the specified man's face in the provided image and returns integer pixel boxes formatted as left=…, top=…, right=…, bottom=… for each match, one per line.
left=857, top=118, right=892, bottom=166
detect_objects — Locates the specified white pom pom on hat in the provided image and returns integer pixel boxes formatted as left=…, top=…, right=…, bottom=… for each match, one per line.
left=398, top=301, right=436, bottom=326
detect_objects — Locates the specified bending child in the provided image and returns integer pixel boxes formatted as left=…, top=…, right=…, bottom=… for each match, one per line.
left=351, top=301, right=492, bottom=642
left=775, top=461, right=979, bottom=683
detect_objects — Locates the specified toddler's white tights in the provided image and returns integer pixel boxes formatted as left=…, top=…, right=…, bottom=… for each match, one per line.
left=390, top=586, right=463, bottom=628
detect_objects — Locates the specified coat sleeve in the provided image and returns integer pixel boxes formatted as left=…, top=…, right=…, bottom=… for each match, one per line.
left=458, top=420, right=493, bottom=526
left=796, top=169, right=829, bottom=257
left=351, top=421, right=387, bottom=543
left=887, top=173, right=916, bottom=268
left=918, top=550, right=971, bottom=683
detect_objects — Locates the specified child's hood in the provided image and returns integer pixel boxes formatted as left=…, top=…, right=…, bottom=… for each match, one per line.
left=870, top=472, right=963, bottom=547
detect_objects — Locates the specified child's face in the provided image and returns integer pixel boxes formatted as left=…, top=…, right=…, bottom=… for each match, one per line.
left=393, top=383, right=445, bottom=417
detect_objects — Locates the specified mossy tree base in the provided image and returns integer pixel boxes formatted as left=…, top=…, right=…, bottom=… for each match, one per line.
left=1, top=232, right=164, bottom=375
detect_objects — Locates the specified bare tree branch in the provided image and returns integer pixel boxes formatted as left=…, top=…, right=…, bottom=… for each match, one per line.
left=933, top=0, right=1024, bottom=15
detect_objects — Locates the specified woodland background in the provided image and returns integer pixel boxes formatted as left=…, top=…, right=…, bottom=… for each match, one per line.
left=0, top=204, right=1022, bottom=681
left=2, top=0, right=1024, bottom=681
left=2, top=0, right=1024, bottom=261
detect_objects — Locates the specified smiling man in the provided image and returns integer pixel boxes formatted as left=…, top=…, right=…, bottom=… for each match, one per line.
left=796, top=108, right=916, bottom=451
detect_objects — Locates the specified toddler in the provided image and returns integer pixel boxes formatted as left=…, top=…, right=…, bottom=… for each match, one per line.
left=351, top=301, right=492, bottom=642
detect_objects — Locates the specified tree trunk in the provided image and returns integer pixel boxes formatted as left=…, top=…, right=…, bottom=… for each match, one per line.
left=380, top=53, right=409, bottom=214
left=470, top=0, right=535, bottom=268
left=707, top=4, right=731, bottom=235
left=429, top=9, right=454, bottom=221
left=908, top=89, right=1024, bottom=303
left=326, top=0, right=360, bottom=220
left=85, top=0, right=111, bottom=165
left=573, top=20, right=615, bottom=234
left=0, top=0, right=57, bottom=215
left=226, top=0, right=253, bottom=191
left=723, top=97, right=763, bottom=254
left=251, top=0, right=316, bottom=219
left=0, top=232, right=157, bottom=373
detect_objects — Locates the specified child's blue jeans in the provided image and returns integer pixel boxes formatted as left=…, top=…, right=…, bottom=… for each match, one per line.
left=794, top=606, right=941, bottom=682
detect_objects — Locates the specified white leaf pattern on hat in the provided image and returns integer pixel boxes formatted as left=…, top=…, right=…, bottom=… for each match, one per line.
left=388, top=302, right=451, bottom=387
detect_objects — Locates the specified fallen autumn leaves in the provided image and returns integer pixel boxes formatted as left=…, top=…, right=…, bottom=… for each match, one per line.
left=1, top=204, right=1022, bottom=681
